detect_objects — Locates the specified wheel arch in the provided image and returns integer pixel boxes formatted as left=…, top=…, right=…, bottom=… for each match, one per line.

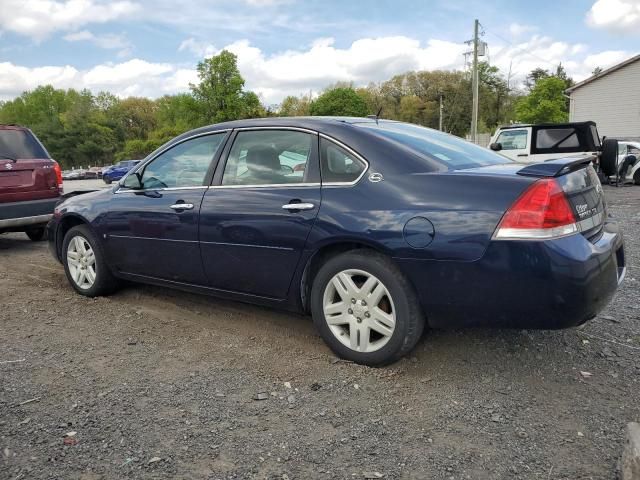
left=56, top=214, right=93, bottom=260
left=299, top=239, right=392, bottom=314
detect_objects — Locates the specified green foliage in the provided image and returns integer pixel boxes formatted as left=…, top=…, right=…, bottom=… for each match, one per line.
left=515, top=76, right=569, bottom=124
left=190, top=50, right=262, bottom=123
left=279, top=94, right=311, bottom=116
left=309, top=87, right=369, bottom=117
left=0, top=54, right=577, bottom=166
left=0, top=50, right=267, bottom=168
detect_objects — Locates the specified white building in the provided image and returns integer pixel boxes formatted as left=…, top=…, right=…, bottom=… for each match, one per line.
left=567, top=54, right=640, bottom=140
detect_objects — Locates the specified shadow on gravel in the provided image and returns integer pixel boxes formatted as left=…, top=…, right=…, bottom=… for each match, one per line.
left=0, top=234, right=42, bottom=251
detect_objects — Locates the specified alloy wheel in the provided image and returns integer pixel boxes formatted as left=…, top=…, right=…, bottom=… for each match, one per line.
left=322, top=269, right=396, bottom=353
left=66, top=235, right=97, bottom=290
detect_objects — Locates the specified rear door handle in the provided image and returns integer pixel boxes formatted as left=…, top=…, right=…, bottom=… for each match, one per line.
left=517, top=154, right=529, bottom=157
left=170, top=203, right=194, bottom=211
left=282, top=203, right=315, bottom=211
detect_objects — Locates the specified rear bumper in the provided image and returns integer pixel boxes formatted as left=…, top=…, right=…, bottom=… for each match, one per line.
left=0, top=197, right=58, bottom=231
left=397, top=220, right=625, bottom=329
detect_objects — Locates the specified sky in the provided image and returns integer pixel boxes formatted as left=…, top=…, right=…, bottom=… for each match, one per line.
left=0, top=0, right=639, bottom=104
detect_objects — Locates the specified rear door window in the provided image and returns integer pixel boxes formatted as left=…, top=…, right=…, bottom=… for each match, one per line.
left=0, top=129, right=49, bottom=159
left=221, top=130, right=314, bottom=186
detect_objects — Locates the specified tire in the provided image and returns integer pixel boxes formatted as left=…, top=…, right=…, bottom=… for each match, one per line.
left=103, top=176, right=112, bottom=184
left=25, top=227, right=46, bottom=241
left=310, top=250, right=425, bottom=366
left=600, top=138, right=618, bottom=177
left=62, top=225, right=119, bottom=297
left=634, top=169, right=640, bottom=186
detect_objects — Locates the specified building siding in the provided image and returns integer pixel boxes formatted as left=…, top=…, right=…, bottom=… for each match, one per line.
left=569, top=58, right=640, bottom=139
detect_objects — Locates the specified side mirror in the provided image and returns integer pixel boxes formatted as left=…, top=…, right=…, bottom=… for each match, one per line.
left=489, top=142, right=502, bottom=151
left=122, top=171, right=143, bottom=189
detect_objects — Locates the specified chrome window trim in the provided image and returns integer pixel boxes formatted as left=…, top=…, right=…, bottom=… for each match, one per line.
left=209, top=182, right=321, bottom=190
left=318, top=133, right=370, bottom=186
left=116, top=129, right=231, bottom=192
left=114, top=185, right=209, bottom=194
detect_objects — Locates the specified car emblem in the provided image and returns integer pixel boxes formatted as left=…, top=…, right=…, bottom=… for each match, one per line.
left=368, top=172, right=384, bottom=183
left=5, top=163, right=12, bottom=170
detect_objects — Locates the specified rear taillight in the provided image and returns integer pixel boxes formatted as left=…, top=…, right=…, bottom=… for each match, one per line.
left=493, top=178, right=578, bottom=240
left=52, top=161, right=63, bottom=187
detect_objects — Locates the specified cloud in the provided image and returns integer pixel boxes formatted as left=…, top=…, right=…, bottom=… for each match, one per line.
left=508, top=23, right=537, bottom=37
left=0, top=59, right=178, bottom=100
left=179, top=36, right=467, bottom=102
left=244, top=0, right=292, bottom=5
left=64, top=30, right=132, bottom=57
left=0, top=0, right=139, bottom=41
left=0, top=33, right=635, bottom=104
left=583, top=50, right=631, bottom=68
left=178, top=38, right=217, bottom=58
left=586, top=0, right=640, bottom=33
left=487, top=34, right=631, bottom=85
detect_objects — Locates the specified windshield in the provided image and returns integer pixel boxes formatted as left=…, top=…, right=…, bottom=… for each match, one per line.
left=0, top=129, right=49, bottom=159
left=360, top=122, right=511, bottom=171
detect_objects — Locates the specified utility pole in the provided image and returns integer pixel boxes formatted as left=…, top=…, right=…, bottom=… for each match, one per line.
left=439, top=93, right=444, bottom=131
left=470, top=18, right=479, bottom=144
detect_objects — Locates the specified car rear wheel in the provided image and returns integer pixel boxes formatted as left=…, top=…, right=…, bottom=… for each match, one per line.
left=25, top=227, right=46, bottom=241
left=310, top=250, right=425, bottom=366
left=634, top=169, right=640, bottom=186
left=62, top=225, right=118, bottom=297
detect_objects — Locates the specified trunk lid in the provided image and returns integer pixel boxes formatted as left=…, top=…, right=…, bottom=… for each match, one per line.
left=518, top=156, right=605, bottom=239
left=460, top=156, right=605, bottom=240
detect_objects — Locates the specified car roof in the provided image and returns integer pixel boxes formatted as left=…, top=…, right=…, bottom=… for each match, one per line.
left=172, top=116, right=382, bottom=139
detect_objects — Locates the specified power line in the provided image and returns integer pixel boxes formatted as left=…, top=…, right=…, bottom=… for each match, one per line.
left=482, top=27, right=560, bottom=68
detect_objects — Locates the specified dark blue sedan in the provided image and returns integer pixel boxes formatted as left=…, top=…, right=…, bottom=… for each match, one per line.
left=47, top=117, right=625, bottom=365
left=102, top=159, right=141, bottom=184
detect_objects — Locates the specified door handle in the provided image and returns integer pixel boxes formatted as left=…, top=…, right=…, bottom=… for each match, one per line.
left=282, top=202, right=315, bottom=211
left=517, top=154, right=529, bottom=157
left=170, top=203, right=194, bottom=211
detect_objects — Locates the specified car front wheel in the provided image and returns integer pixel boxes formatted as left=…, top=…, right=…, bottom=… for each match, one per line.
left=310, top=250, right=425, bottom=366
left=103, top=176, right=112, bottom=184
left=62, top=225, right=118, bottom=297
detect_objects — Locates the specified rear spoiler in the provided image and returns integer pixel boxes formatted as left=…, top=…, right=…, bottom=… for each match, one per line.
left=517, top=155, right=595, bottom=178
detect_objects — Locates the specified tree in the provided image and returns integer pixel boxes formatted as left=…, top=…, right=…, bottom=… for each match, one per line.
left=525, top=68, right=550, bottom=91
left=309, top=87, right=369, bottom=116
left=279, top=94, right=311, bottom=116
left=190, top=50, right=249, bottom=123
left=515, top=76, right=569, bottom=123
left=592, top=66, right=603, bottom=76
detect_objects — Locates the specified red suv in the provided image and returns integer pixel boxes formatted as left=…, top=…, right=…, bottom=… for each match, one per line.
left=0, top=125, right=63, bottom=241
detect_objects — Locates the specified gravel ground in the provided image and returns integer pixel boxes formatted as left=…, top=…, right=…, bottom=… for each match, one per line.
left=1, top=185, right=638, bottom=480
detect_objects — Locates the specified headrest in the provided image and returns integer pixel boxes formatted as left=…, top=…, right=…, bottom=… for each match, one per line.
left=246, top=146, right=280, bottom=174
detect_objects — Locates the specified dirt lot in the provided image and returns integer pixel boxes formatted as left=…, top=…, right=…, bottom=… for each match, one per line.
left=1, top=185, right=639, bottom=480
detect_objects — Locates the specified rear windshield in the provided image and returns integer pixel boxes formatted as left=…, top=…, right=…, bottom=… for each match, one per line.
left=361, top=122, right=511, bottom=170
left=0, top=129, right=49, bottom=159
